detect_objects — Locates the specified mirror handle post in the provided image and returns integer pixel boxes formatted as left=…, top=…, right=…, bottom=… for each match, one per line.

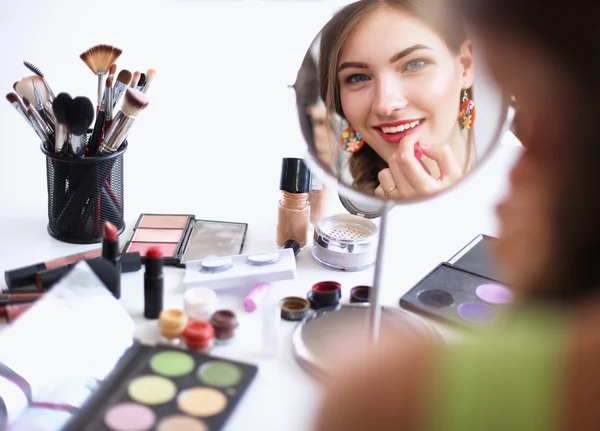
left=366, top=200, right=395, bottom=342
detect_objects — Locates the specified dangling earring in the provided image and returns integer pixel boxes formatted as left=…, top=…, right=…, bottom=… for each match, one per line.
left=340, top=126, right=364, bottom=153
left=458, top=89, right=476, bottom=130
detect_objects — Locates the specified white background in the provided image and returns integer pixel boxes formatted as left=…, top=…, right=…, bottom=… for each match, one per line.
left=0, top=1, right=522, bottom=430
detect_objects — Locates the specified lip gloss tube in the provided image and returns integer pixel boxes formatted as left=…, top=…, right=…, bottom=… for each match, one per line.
left=244, top=283, right=270, bottom=312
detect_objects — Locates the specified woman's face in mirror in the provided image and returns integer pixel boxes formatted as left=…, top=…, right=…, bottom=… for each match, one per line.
left=337, top=5, right=474, bottom=167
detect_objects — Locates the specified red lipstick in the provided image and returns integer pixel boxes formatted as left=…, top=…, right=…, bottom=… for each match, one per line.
left=373, top=118, right=424, bottom=144
left=102, top=221, right=121, bottom=299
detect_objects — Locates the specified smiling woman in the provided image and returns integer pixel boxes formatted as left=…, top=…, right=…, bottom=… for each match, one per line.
left=318, top=0, right=477, bottom=199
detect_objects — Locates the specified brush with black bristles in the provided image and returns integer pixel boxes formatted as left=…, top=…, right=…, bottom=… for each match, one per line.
left=64, top=96, right=95, bottom=158
left=23, top=61, right=56, bottom=100
left=52, top=93, right=72, bottom=155
left=97, top=88, right=149, bottom=156
left=112, top=69, right=132, bottom=111
left=140, top=69, right=157, bottom=94
left=79, top=44, right=123, bottom=113
left=135, top=73, right=146, bottom=91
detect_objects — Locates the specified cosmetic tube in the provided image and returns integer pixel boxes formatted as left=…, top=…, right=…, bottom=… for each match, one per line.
left=244, top=283, right=270, bottom=312
left=102, top=222, right=121, bottom=299
left=144, top=247, right=164, bottom=319
left=276, top=158, right=311, bottom=249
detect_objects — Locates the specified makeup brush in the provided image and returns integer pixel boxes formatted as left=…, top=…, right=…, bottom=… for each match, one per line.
left=26, top=105, right=52, bottom=150
left=16, top=77, right=50, bottom=122
left=65, top=96, right=95, bottom=157
left=112, top=69, right=132, bottom=110
left=23, top=61, right=56, bottom=100
left=43, top=101, right=57, bottom=130
left=6, top=93, right=33, bottom=126
left=88, top=76, right=113, bottom=155
left=52, top=93, right=72, bottom=155
left=140, top=69, right=157, bottom=93
left=136, top=73, right=146, bottom=91
left=23, top=97, right=54, bottom=145
left=79, top=44, right=123, bottom=112
left=129, top=71, right=141, bottom=88
left=108, top=63, right=117, bottom=82
left=97, top=88, right=148, bottom=155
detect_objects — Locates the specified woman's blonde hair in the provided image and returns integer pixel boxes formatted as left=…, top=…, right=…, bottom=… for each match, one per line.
left=319, top=0, right=474, bottom=193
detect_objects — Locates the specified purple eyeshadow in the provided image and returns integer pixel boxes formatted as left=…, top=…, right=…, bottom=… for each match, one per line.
left=475, top=283, right=514, bottom=304
left=457, top=302, right=496, bottom=323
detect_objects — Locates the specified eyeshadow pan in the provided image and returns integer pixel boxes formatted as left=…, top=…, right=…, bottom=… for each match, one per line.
left=198, top=361, right=243, bottom=387
left=104, top=403, right=156, bottom=431
left=150, top=351, right=195, bottom=377
left=128, top=375, right=177, bottom=405
left=457, top=302, right=496, bottom=323
left=476, top=283, right=514, bottom=304
left=156, top=416, right=208, bottom=431
left=132, top=229, right=183, bottom=243
left=138, top=215, right=190, bottom=229
left=417, top=290, right=454, bottom=308
left=177, top=387, right=227, bottom=417
left=126, top=242, right=178, bottom=258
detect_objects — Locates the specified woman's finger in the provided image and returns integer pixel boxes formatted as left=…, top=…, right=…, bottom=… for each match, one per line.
left=392, top=135, right=437, bottom=194
left=420, top=142, right=463, bottom=184
left=377, top=168, right=402, bottom=199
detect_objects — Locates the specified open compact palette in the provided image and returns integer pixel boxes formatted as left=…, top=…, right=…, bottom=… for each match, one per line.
left=63, top=343, right=258, bottom=431
left=123, top=214, right=248, bottom=267
left=400, top=234, right=514, bottom=328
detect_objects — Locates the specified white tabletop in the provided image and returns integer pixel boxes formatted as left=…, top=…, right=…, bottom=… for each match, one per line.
left=0, top=1, right=523, bottom=429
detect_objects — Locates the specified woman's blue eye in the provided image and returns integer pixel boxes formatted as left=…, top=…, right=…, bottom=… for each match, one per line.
left=346, top=74, right=369, bottom=84
left=404, top=59, right=428, bottom=71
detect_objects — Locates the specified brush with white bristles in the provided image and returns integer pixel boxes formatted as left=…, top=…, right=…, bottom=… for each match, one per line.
left=97, top=88, right=149, bottom=156
left=15, top=76, right=50, bottom=119
left=79, top=44, right=122, bottom=112
left=140, top=69, right=157, bottom=93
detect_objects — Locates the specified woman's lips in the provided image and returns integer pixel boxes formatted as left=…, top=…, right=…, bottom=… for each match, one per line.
left=374, top=120, right=424, bottom=144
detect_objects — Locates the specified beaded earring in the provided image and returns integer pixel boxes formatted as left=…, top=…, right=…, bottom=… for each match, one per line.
left=339, top=126, right=364, bottom=152
left=458, top=89, right=476, bottom=130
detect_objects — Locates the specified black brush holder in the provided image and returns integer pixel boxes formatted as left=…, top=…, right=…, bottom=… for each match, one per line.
left=41, top=141, right=127, bottom=244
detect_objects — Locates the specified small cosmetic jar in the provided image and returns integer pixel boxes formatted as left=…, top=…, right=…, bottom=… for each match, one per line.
left=307, top=281, right=342, bottom=309
left=184, top=287, right=217, bottom=320
left=182, top=319, right=215, bottom=351
left=312, top=213, right=379, bottom=271
left=350, top=285, right=371, bottom=303
left=158, top=309, right=189, bottom=340
left=280, top=297, right=310, bottom=321
left=210, top=310, right=239, bottom=342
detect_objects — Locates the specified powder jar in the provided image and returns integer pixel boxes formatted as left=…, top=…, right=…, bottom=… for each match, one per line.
left=312, top=213, right=379, bottom=271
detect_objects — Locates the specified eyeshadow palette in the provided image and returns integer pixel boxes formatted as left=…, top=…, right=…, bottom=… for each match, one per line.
left=399, top=263, right=515, bottom=328
left=183, top=248, right=297, bottom=290
left=446, top=234, right=505, bottom=283
left=123, top=214, right=248, bottom=267
left=62, top=343, right=258, bottom=431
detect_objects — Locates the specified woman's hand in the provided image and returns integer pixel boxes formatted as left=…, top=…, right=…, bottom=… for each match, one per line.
left=374, top=134, right=463, bottom=199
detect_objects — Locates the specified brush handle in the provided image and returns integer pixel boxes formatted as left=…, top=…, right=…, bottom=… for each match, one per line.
left=96, top=74, right=104, bottom=112
left=88, top=110, right=106, bottom=155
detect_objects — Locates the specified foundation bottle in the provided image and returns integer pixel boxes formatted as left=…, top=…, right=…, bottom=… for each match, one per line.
left=276, top=158, right=311, bottom=250
left=308, top=174, right=327, bottom=224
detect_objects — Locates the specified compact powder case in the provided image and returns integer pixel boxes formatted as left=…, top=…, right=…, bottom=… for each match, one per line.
left=312, top=213, right=379, bottom=272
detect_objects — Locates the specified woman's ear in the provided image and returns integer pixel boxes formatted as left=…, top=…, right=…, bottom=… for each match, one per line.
left=460, top=39, right=475, bottom=88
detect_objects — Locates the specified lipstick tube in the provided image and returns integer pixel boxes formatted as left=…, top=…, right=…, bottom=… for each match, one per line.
left=144, top=248, right=164, bottom=319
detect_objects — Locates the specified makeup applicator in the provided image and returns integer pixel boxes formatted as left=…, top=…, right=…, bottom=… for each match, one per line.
left=52, top=93, right=72, bottom=155
left=140, top=69, right=157, bottom=94
left=135, top=73, right=146, bottom=92
left=112, top=69, right=132, bottom=110
left=97, top=88, right=149, bottom=155
left=22, top=97, right=54, bottom=144
left=65, top=96, right=95, bottom=157
left=5, top=93, right=33, bottom=128
left=79, top=44, right=122, bottom=113
left=23, top=61, right=56, bottom=100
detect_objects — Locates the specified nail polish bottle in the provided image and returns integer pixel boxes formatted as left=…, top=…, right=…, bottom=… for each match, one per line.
left=276, top=158, right=311, bottom=250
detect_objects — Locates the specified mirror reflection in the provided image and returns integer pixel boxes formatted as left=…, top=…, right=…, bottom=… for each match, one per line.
left=294, top=0, right=510, bottom=203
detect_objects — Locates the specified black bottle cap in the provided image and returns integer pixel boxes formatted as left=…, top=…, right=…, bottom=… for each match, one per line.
left=279, top=158, right=311, bottom=193
left=283, top=239, right=301, bottom=257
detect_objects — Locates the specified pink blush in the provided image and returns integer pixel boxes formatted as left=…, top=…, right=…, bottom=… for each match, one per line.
left=127, top=242, right=178, bottom=258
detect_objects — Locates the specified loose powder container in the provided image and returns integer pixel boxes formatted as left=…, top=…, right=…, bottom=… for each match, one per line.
left=184, top=287, right=218, bottom=320
left=312, top=213, right=379, bottom=271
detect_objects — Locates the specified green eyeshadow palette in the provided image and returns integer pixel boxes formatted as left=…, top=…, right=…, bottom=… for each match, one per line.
left=62, top=343, right=258, bottom=431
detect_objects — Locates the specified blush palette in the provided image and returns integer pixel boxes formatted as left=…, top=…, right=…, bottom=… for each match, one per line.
left=62, top=343, right=258, bottom=431
left=399, top=263, right=514, bottom=328
left=123, top=214, right=248, bottom=267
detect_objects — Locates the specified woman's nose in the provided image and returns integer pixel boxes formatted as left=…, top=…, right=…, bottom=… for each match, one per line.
left=371, top=76, right=407, bottom=117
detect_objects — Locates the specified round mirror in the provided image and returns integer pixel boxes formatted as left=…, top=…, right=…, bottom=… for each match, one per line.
left=292, top=0, right=515, bottom=213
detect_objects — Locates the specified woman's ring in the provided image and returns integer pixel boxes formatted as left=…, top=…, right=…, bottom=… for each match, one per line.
left=384, top=186, right=398, bottom=196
